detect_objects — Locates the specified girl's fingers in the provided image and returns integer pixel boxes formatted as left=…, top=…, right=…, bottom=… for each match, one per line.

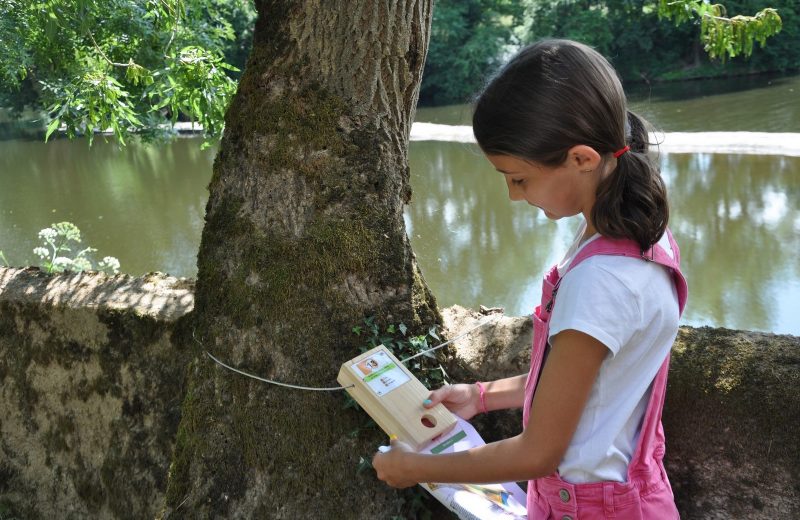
left=424, top=385, right=451, bottom=408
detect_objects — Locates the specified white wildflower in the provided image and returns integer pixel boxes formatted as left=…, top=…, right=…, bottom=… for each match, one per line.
left=52, top=257, right=73, bottom=271
left=38, top=228, right=57, bottom=241
left=98, top=256, right=121, bottom=274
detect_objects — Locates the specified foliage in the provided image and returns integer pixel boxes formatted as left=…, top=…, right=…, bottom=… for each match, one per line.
left=711, top=0, right=798, bottom=70
left=0, top=250, right=8, bottom=267
left=658, top=0, right=782, bottom=60
left=350, top=318, right=444, bottom=519
left=0, top=1, right=790, bottom=123
left=352, top=316, right=449, bottom=391
left=419, top=0, right=524, bottom=105
left=522, top=0, right=790, bottom=84
left=32, top=222, right=120, bottom=274
left=0, top=0, right=256, bottom=143
left=421, top=0, right=787, bottom=105
left=345, top=317, right=448, bottom=442
left=527, top=0, right=697, bottom=81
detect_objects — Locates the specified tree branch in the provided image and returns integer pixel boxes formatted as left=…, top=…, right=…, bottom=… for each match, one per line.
left=88, top=31, right=135, bottom=68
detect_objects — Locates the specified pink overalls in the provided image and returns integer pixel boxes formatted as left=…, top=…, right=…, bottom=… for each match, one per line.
left=523, top=230, right=688, bottom=520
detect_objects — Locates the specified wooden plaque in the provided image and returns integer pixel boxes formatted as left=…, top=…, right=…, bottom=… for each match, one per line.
left=338, top=345, right=457, bottom=450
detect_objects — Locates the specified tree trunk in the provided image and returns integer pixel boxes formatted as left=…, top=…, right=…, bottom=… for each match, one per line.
left=162, top=1, right=438, bottom=517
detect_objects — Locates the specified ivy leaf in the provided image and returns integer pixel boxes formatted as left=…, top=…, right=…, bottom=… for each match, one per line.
left=428, top=326, right=440, bottom=341
left=356, top=456, right=372, bottom=474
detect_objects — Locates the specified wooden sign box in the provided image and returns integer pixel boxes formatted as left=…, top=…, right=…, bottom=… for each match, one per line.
left=338, top=345, right=456, bottom=450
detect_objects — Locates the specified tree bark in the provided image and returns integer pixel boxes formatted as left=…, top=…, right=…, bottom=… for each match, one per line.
left=162, top=1, right=438, bottom=517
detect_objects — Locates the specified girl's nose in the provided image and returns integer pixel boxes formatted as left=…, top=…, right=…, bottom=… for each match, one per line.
left=505, top=179, right=524, bottom=202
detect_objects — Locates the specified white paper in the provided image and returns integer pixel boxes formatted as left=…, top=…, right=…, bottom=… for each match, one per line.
left=417, top=417, right=528, bottom=519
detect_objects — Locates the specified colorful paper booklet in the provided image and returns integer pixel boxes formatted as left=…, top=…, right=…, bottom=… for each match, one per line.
left=416, top=417, right=528, bottom=520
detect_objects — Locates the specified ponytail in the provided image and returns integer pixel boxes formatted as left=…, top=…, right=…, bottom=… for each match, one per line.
left=591, top=111, right=668, bottom=252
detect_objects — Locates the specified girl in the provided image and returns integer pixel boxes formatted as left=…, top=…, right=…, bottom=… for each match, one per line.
left=373, top=39, right=688, bottom=519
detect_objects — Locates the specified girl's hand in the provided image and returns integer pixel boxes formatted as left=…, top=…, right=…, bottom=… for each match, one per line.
left=423, top=383, right=481, bottom=420
left=372, top=439, right=418, bottom=488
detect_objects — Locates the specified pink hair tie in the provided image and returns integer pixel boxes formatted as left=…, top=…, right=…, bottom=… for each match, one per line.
left=613, top=145, right=630, bottom=158
left=475, top=381, right=489, bottom=414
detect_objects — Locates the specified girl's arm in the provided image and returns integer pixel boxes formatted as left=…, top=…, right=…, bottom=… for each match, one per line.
left=373, top=329, right=608, bottom=487
left=478, top=374, right=529, bottom=411
left=422, top=374, right=528, bottom=419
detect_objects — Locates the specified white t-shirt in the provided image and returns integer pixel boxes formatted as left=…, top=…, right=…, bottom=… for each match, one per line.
left=548, top=224, right=680, bottom=484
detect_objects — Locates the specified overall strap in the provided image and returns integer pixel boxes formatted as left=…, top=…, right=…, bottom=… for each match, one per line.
left=561, top=229, right=688, bottom=315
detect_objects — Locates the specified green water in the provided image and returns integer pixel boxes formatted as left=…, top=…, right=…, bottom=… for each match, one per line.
left=406, top=141, right=800, bottom=335
left=1, top=73, right=799, bottom=334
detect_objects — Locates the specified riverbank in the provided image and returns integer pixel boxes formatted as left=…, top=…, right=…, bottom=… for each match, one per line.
left=651, top=64, right=800, bottom=83
left=409, top=124, right=800, bottom=156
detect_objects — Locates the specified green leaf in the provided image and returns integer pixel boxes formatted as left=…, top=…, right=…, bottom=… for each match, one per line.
left=45, top=118, right=61, bottom=142
left=428, top=326, right=440, bottom=341
left=356, top=456, right=372, bottom=474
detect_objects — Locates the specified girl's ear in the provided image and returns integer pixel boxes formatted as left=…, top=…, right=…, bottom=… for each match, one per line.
left=566, top=145, right=601, bottom=172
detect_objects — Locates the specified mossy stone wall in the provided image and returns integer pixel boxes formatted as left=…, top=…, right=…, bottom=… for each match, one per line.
left=1, top=273, right=797, bottom=519
left=0, top=267, right=194, bottom=520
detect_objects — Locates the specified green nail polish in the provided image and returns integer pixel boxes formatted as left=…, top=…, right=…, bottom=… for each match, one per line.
left=423, top=399, right=432, bottom=406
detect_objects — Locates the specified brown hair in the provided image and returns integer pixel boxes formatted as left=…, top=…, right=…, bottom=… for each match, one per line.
left=472, top=39, right=668, bottom=251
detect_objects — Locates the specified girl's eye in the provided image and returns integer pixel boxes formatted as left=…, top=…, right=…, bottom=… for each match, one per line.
left=511, top=178, right=524, bottom=186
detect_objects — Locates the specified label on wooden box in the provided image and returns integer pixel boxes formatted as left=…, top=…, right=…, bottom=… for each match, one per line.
left=351, top=350, right=410, bottom=397
left=338, top=345, right=457, bottom=450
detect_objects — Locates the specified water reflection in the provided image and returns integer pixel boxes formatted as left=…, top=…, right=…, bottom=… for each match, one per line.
left=406, top=142, right=800, bottom=335
left=0, top=137, right=797, bottom=334
left=663, top=153, right=800, bottom=333
left=0, top=138, right=214, bottom=276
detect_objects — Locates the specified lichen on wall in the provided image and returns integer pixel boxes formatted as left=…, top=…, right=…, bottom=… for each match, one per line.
left=0, top=267, right=195, bottom=520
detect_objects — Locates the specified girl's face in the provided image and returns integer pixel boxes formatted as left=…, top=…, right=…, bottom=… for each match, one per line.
left=486, top=153, right=597, bottom=221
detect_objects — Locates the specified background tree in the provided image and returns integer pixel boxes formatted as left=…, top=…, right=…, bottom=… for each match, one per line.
left=0, top=0, right=255, bottom=142
left=2, top=0, right=786, bottom=136
left=523, top=0, right=788, bottom=87
left=160, top=0, right=440, bottom=517
left=418, top=0, right=523, bottom=106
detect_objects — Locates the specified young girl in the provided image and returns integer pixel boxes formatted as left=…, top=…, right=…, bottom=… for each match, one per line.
left=373, top=39, right=688, bottom=519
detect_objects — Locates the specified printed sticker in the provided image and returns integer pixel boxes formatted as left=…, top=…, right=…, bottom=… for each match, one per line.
left=352, top=351, right=410, bottom=396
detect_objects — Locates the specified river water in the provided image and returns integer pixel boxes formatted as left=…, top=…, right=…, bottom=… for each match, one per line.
left=0, top=73, right=798, bottom=334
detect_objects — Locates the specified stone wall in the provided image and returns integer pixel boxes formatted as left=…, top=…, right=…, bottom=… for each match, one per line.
left=0, top=268, right=798, bottom=518
left=0, top=268, right=194, bottom=520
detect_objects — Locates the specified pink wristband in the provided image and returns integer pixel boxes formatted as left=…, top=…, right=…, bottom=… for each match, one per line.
left=475, top=382, right=489, bottom=414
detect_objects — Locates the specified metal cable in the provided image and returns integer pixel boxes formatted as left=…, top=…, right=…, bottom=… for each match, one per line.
left=198, top=314, right=498, bottom=391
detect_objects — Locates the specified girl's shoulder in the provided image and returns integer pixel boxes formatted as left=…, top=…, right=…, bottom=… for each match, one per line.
left=559, top=230, right=676, bottom=278
left=551, top=256, right=679, bottom=356
left=569, top=254, right=674, bottom=301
